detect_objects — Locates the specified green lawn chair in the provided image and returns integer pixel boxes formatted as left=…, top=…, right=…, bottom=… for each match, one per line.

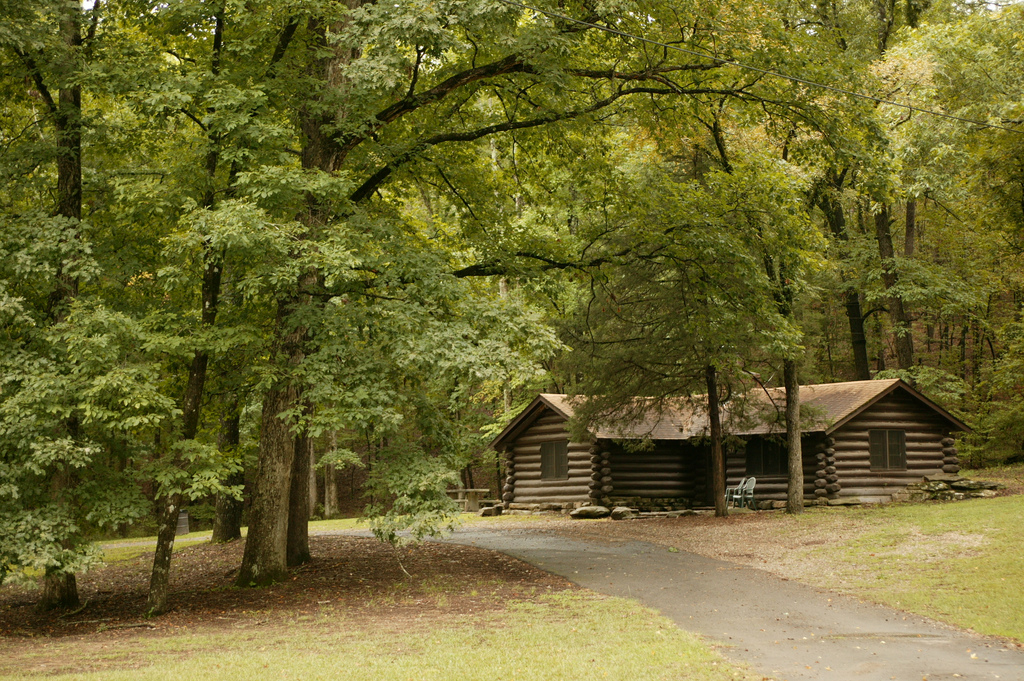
left=738, top=477, right=756, bottom=509
left=724, top=477, right=748, bottom=507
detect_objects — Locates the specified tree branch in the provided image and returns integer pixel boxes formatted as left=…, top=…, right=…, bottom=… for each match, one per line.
left=13, top=47, right=57, bottom=115
left=349, top=84, right=702, bottom=203
left=267, top=15, right=300, bottom=76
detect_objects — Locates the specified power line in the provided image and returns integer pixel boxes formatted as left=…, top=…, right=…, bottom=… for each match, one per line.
left=496, top=0, right=1023, bottom=135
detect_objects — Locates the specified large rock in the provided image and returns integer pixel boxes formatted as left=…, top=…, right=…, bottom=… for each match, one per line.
left=478, top=505, right=502, bottom=517
left=949, top=479, right=988, bottom=491
left=538, top=502, right=564, bottom=512
left=950, top=479, right=1001, bottom=491
left=570, top=505, right=611, bottom=519
left=924, top=473, right=962, bottom=483
left=610, top=506, right=635, bottom=520
left=921, top=481, right=951, bottom=493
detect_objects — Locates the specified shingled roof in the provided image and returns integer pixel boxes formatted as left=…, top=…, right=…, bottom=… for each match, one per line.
left=490, top=379, right=969, bottom=449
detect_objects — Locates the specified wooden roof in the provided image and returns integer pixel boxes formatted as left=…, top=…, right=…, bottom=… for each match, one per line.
left=490, top=379, right=969, bottom=449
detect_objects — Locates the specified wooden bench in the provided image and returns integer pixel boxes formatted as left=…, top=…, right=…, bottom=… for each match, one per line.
left=446, top=488, right=490, bottom=512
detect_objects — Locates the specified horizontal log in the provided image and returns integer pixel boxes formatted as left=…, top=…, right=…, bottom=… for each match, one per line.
left=519, top=422, right=570, bottom=436
left=514, top=472, right=592, bottom=482
left=840, top=478, right=925, bottom=488
left=612, top=459, right=688, bottom=467
left=834, top=453, right=943, bottom=463
left=516, top=491, right=589, bottom=501
left=514, top=433, right=571, bottom=446
left=613, top=488, right=692, bottom=497
left=836, top=431, right=946, bottom=443
left=743, top=483, right=817, bottom=493
left=514, top=482, right=590, bottom=494
left=611, top=472, right=694, bottom=482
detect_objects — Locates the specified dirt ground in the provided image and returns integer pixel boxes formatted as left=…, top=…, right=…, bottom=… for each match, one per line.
left=0, top=536, right=574, bottom=643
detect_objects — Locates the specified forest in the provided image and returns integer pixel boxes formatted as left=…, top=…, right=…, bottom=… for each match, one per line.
left=1, top=0, right=1022, bottom=615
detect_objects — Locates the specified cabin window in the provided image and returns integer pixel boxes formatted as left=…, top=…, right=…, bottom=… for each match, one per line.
left=745, top=438, right=786, bottom=476
left=869, top=430, right=907, bottom=471
left=540, top=440, right=569, bottom=480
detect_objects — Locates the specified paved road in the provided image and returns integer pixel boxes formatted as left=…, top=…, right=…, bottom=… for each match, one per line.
left=442, top=527, right=1023, bottom=681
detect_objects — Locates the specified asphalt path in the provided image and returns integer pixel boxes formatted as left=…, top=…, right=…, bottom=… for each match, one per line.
left=441, top=526, right=1023, bottom=681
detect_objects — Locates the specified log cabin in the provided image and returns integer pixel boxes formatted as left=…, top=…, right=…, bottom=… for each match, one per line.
left=490, top=379, right=970, bottom=510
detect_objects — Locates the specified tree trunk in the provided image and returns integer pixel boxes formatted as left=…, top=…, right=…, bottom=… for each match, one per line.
left=323, top=430, right=338, bottom=518
left=845, top=290, right=871, bottom=380
left=706, top=365, right=726, bottom=518
left=146, top=5, right=228, bottom=614
left=875, top=205, right=914, bottom=370
left=784, top=359, right=803, bottom=514
left=38, top=2, right=84, bottom=611
left=818, top=181, right=870, bottom=380
left=211, top=407, right=243, bottom=543
left=38, top=571, right=78, bottom=612
left=237, top=382, right=298, bottom=586
left=146, top=493, right=182, bottom=614
left=308, top=437, right=317, bottom=518
left=904, top=198, right=916, bottom=257
left=287, top=425, right=312, bottom=567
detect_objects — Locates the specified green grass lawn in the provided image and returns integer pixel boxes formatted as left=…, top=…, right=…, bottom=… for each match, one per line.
left=784, top=490, right=1024, bottom=641
left=2, top=593, right=755, bottom=681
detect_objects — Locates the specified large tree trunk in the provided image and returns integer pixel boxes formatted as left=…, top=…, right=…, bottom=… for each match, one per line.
left=39, top=571, right=78, bottom=612
left=875, top=205, right=915, bottom=370
left=706, top=365, right=726, bottom=518
left=238, top=8, right=363, bottom=584
left=38, top=2, right=84, bottom=612
left=237, top=381, right=299, bottom=586
left=211, top=407, right=243, bottom=543
left=784, top=359, right=803, bottom=514
left=287, top=424, right=313, bottom=567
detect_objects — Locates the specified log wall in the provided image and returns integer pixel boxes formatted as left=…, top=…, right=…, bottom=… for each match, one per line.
left=509, top=411, right=592, bottom=504
left=831, top=390, right=952, bottom=501
left=606, top=441, right=706, bottom=503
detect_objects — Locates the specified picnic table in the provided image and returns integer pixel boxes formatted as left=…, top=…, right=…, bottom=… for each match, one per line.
left=446, top=488, right=490, bottom=512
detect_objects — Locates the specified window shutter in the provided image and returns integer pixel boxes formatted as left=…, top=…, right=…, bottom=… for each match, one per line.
left=888, top=430, right=906, bottom=469
left=869, top=430, right=886, bottom=470
left=540, top=442, right=555, bottom=479
left=554, top=440, right=569, bottom=479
